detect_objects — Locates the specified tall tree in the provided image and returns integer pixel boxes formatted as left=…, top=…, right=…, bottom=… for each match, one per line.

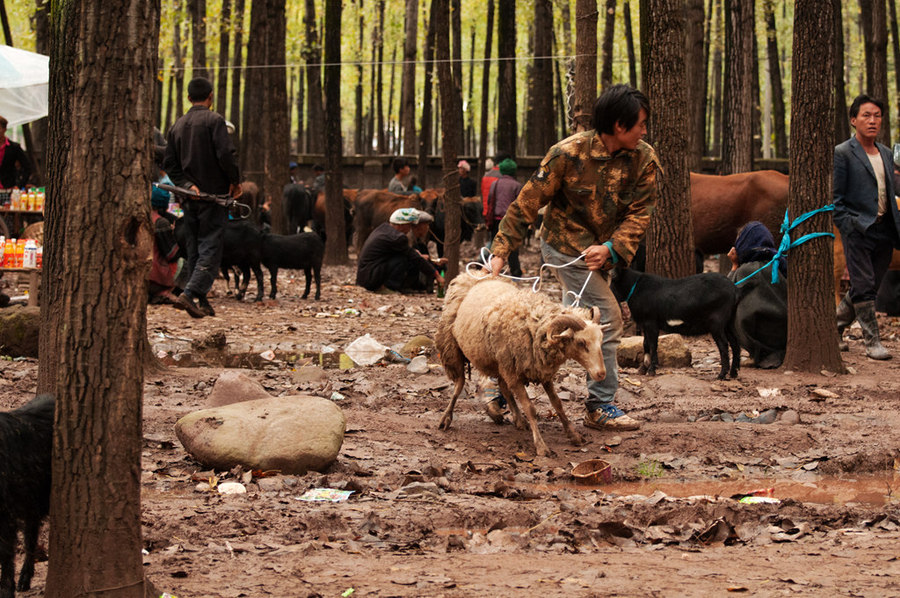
left=783, top=0, right=843, bottom=373
left=304, top=0, right=325, bottom=153
left=478, top=0, right=494, bottom=173
left=526, top=0, right=555, bottom=154
left=710, top=0, right=723, bottom=157
left=623, top=1, right=638, bottom=88
left=833, top=0, right=849, bottom=143
left=721, top=0, right=753, bottom=173
left=400, top=0, right=418, bottom=153
left=763, top=0, right=786, bottom=158
left=435, top=0, right=463, bottom=280
left=640, top=0, right=694, bottom=278
left=264, top=0, right=289, bottom=233
left=497, top=0, right=517, bottom=154
left=190, top=0, right=209, bottom=79
left=229, top=0, right=245, bottom=144
left=296, top=67, right=305, bottom=153
left=375, top=0, right=386, bottom=153
left=889, top=0, right=900, bottom=139
left=573, top=0, right=597, bottom=132
left=323, top=0, right=347, bottom=263
left=684, top=0, right=706, bottom=168
left=355, top=0, right=365, bottom=154
left=241, top=0, right=266, bottom=176
left=600, top=0, right=616, bottom=89
left=418, top=0, right=438, bottom=187
left=871, top=0, right=891, bottom=144
left=31, top=0, right=50, bottom=171
left=216, top=0, right=232, bottom=118
left=41, top=0, right=159, bottom=594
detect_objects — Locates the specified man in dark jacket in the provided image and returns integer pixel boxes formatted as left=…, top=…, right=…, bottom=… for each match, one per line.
left=164, top=77, right=242, bottom=318
left=356, top=208, right=444, bottom=294
left=833, top=93, right=900, bottom=360
left=0, top=116, right=32, bottom=189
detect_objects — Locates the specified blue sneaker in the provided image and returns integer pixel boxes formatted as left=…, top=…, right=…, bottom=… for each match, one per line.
left=483, top=383, right=508, bottom=424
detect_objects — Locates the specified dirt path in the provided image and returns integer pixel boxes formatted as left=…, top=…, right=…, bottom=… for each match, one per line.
left=4, top=243, right=900, bottom=597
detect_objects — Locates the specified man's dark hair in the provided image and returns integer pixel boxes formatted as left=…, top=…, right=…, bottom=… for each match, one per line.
left=849, top=94, right=885, bottom=119
left=591, top=84, right=650, bottom=135
left=312, top=163, right=325, bottom=173
left=494, top=151, right=511, bottom=163
left=392, top=157, right=409, bottom=174
left=187, top=77, right=213, bottom=102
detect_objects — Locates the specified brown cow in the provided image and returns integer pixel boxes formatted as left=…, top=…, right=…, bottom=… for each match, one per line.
left=352, top=189, right=423, bottom=253
left=690, top=170, right=789, bottom=255
left=312, top=188, right=358, bottom=245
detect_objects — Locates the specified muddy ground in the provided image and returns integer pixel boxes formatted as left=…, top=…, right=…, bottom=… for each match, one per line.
left=4, top=241, right=900, bottom=597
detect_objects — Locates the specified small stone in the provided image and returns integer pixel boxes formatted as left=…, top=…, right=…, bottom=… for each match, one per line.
left=657, top=411, right=681, bottom=423
left=780, top=410, right=800, bottom=425
left=256, top=477, right=285, bottom=492
left=407, top=355, right=430, bottom=374
left=513, top=473, right=535, bottom=484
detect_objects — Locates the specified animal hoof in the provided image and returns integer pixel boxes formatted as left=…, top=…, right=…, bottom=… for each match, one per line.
left=569, top=432, right=585, bottom=446
left=536, top=447, right=556, bottom=458
left=438, top=417, right=452, bottom=430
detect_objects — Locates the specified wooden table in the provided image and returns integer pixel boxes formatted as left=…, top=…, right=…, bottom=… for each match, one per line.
left=0, top=267, right=41, bottom=306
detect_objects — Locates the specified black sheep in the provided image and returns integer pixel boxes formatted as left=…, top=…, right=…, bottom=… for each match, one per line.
left=610, top=267, right=740, bottom=380
left=261, top=232, right=324, bottom=300
left=0, top=394, right=54, bottom=598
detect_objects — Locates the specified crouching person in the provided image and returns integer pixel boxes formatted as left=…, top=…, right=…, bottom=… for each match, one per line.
left=490, top=84, right=659, bottom=432
left=149, top=184, right=180, bottom=304
left=356, top=208, right=445, bottom=294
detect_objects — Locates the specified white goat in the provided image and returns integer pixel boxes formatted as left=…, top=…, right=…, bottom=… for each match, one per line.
left=435, top=274, right=606, bottom=457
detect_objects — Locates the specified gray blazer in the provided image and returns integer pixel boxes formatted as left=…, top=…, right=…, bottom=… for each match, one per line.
left=833, top=136, right=900, bottom=243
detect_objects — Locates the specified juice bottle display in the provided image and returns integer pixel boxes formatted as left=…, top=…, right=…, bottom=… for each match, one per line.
left=4, top=238, right=16, bottom=267
left=0, top=235, right=4, bottom=265
left=23, top=240, right=37, bottom=268
left=35, top=190, right=44, bottom=212
left=15, top=239, right=25, bottom=267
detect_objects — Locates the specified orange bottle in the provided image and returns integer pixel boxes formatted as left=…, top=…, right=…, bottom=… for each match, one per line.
left=15, top=239, right=25, bottom=267
left=4, top=238, right=15, bottom=267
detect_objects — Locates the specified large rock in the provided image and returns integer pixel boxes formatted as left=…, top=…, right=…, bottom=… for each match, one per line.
left=0, top=305, right=40, bottom=357
left=175, top=395, right=346, bottom=474
left=617, top=334, right=691, bottom=368
left=206, top=370, right=271, bottom=407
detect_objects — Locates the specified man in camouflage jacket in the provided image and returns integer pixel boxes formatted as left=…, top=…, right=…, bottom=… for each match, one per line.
left=490, top=84, right=660, bottom=431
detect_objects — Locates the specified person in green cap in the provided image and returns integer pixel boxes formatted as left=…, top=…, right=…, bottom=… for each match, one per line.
left=489, top=84, right=660, bottom=432
left=486, top=158, right=523, bottom=277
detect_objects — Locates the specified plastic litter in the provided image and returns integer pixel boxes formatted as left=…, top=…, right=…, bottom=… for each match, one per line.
left=344, top=334, right=388, bottom=366
left=329, top=391, right=346, bottom=401
left=343, top=308, right=360, bottom=316
left=295, top=488, right=354, bottom=502
left=217, top=481, right=247, bottom=495
left=406, top=355, right=429, bottom=374
left=259, top=350, right=276, bottom=361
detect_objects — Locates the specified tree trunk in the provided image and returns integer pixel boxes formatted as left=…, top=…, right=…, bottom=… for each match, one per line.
left=496, top=0, right=517, bottom=156
left=264, top=0, right=289, bottom=234
left=478, top=0, right=494, bottom=174
left=600, top=0, right=615, bottom=89
left=173, top=1, right=186, bottom=123
left=553, top=35, right=567, bottom=140
left=241, top=0, right=266, bottom=178
left=163, top=74, right=174, bottom=133
left=304, top=0, right=325, bottom=154
left=574, top=0, right=597, bottom=132
left=833, top=0, right=849, bottom=143
left=721, top=0, right=753, bottom=174
left=860, top=0, right=874, bottom=87
left=217, top=0, right=232, bottom=118
left=889, top=0, right=900, bottom=139
left=400, top=0, right=418, bottom=154
left=623, top=0, right=638, bottom=88
left=190, top=0, right=209, bottom=79
left=684, top=0, right=706, bottom=169
left=710, top=0, right=722, bottom=158
left=297, top=66, right=305, bottom=153
left=527, top=0, right=555, bottom=154
left=783, top=0, right=844, bottom=374
left=870, top=0, right=891, bottom=145
left=387, top=45, right=398, bottom=153
left=435, top=0, right=462, bottom=280
left=31, top=0, right=50, bottom=172
left=375, top=0, right=386, bottom=153
left=367, top=15, right=378, bottom=155
left=323, top=0, right=347, bottom=264
left=229, top=0, right=245, bottom=145
left=355, top=5, right=364, bottom=155
left=751, top=9, right=762, bottom=161
left=418, top=0, right=437, bottom=187
left=42, top=0, right=158, bottom=594
left=763, top=0, right=786, bottom=158
left=452, top=0, right=464, bottom=147
left=640, top=0, right=694, bottom=278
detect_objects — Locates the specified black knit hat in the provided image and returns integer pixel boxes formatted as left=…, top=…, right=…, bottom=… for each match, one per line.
left=187, top=77, right=213, bottom=101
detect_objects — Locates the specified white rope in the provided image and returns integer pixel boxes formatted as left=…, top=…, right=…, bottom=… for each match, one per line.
left=466, top=246, right=594, bottom=308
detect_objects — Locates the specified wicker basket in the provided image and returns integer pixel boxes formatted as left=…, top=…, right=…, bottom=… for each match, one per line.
left=571, top=459, right=612, bottom=484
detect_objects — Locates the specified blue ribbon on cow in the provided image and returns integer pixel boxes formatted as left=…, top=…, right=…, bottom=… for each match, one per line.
left=733, top=204, right=835, bottom=287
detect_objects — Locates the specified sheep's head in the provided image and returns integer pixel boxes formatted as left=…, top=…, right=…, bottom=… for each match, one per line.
left=546, top=314, right=606, bottom=382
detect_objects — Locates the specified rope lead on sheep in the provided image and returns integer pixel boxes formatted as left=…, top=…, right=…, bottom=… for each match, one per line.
left=733, top=204, right=836, bottom=287
left=469, top=247, right=593, bottom=307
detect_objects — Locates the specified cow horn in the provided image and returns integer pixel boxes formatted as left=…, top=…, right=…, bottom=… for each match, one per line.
left=548, top=315, right=586, bottom=339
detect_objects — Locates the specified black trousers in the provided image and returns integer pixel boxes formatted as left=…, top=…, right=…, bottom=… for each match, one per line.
left=844, top=220, right=899, bottom=303
left=182, top=201, right=228, bottom=299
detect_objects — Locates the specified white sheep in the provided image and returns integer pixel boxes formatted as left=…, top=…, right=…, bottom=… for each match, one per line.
left=435, top=274, right=607, bottom=457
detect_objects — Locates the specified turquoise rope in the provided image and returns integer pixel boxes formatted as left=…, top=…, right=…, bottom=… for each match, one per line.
left=733, top=204, right=835, bottom=287
left=625, top=279, right=638, bottom=302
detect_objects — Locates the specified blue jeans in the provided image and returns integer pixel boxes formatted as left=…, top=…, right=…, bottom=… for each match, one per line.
left=541, top=241, right=623, bottom=413
left=183, top=201, right=228, bottom=299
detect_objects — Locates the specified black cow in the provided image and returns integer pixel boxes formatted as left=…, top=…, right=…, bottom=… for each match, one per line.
left=283, top=183, right=315, bottom=234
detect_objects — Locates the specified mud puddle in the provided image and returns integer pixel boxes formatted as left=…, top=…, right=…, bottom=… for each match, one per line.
left=516, top=474, right=900, bottom=506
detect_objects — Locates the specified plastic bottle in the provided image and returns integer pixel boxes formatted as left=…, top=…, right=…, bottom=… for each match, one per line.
left=10, top=189, right=19, bottom=210
left=36, top=246, right=42, bottom=269
left=23, top=240, right=37, bottom=268
left=15, top=239, right=25, bottom=267
left=0, top=235, right=4, bottom=265
left=35, top=190, right=44, bottom=212
left=4, top=238, right=15, bottom=267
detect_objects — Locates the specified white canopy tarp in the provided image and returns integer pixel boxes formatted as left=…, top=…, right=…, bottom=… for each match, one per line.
left=0, top=45, right=49, bottom=128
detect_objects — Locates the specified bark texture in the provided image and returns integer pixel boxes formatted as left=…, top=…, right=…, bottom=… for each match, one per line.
left=763, top=0, right=786, bottom=158
left=640, top=0, right=694, bottom=278
left=684, top=0, right=706, bottom=168
left=526, top=0, right=555, bottom=154
left=324, top=0, right=348, bottom=264
left=400, top=0, right=418, bottom=153
left=574, top=0, right=598, bottom=132
left=784, top=0, right=844, bottom=373
left=42, top=0, right=159, bottom=594
left=833, top=0, right=849, bottom=143
left=721, top=0, right=753, bottom=174
left=496, top=0, right=517, bottom=155
left=304, top=0, right=325, bottom=153
left=600, top=0, right=616, bottom=89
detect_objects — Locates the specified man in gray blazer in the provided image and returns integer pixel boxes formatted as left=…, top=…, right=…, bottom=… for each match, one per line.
left=834, top=94, right=900, bottom=360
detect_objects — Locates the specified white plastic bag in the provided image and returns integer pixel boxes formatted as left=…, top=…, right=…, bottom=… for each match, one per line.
left=344, top=334, right=388, bottom=366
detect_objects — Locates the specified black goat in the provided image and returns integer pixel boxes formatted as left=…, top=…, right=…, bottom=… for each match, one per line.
left=261, top=232, right=324, bottom=300
left=610, top=267, right=740, bottom=380
left=0, top=395, right=54, bottom=598
left=221, top=220, right=266, bottom=302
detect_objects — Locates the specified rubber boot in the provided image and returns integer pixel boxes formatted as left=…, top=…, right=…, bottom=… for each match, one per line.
left=835, top=293, right=855, bottom=352
left=854, top=300, right=891, bottom=360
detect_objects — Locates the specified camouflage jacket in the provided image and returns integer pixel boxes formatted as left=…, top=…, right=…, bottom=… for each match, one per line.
left=491, top=131, right=660, bottom=265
